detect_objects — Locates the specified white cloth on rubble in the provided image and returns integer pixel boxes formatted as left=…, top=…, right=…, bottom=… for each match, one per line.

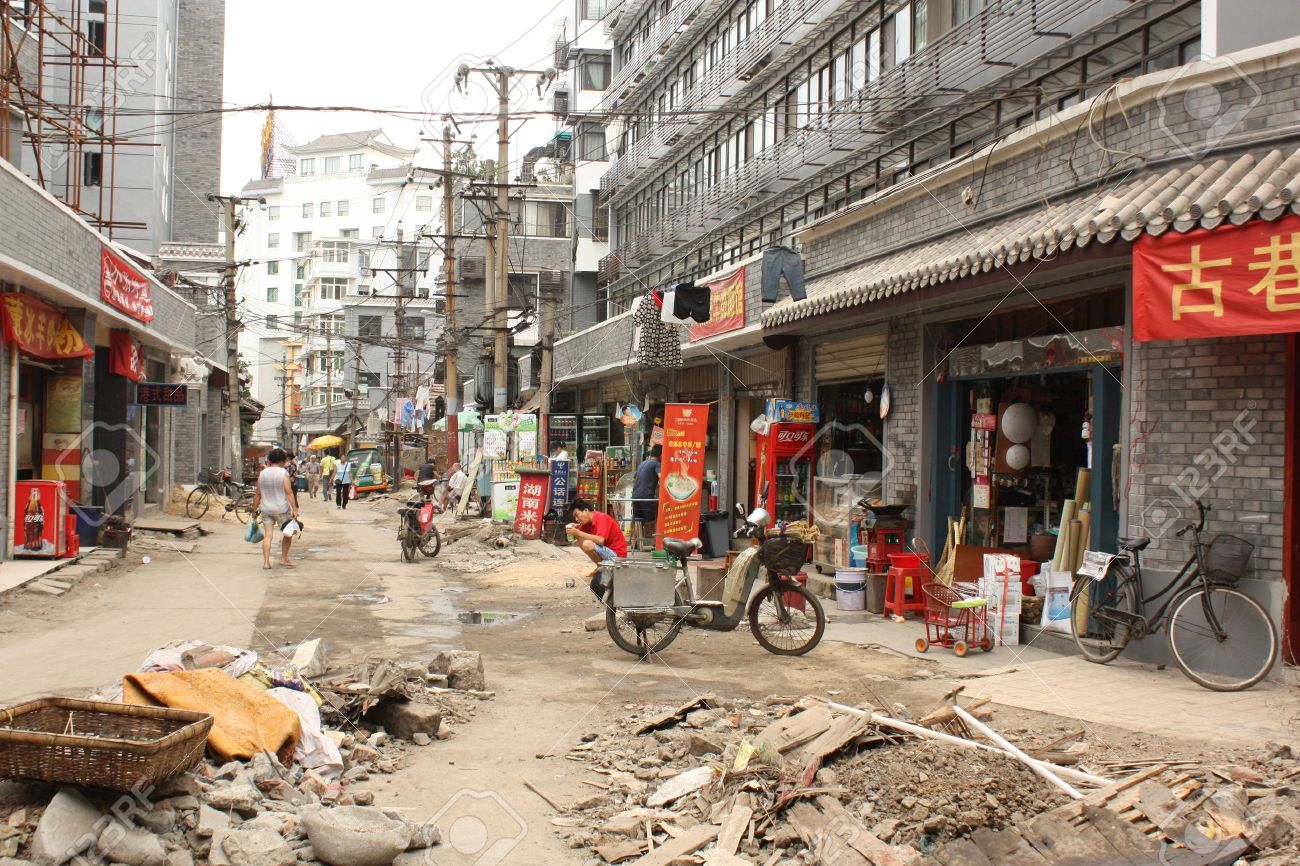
left=265, top=686, right=344, bottom=779
left=139, top=639, right=259, bottom=678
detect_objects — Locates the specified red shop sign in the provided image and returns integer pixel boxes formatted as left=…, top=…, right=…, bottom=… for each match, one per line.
left=513, top=469, right=551, bottom=540
left=0, top=293, right=93, bottom=360
left=1133, top=212, right=1300, bottom=341
left=688, top=268, right=746, bottom=341
left=656, top=403, right=710, bottom=547
left=110, top=329, right=146, bottom=381
left=101, top=247, right=155, bottom=322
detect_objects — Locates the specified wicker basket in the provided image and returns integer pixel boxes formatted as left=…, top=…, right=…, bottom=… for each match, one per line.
left=0, top=697, right=212, bottom=791
left=759, top=538, right=810, bottom=576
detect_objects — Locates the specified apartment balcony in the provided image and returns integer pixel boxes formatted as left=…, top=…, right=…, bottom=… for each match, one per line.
left=601, top=0, right=843, bottom=201
left=605, top=0, right=713, bottom=102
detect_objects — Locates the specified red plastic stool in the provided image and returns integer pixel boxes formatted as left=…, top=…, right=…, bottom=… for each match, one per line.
left=884, top=553, right=929, bottom=619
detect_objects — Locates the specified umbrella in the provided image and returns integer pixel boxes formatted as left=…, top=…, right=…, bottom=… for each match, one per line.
left=432, top=411, right=483, bottom=431
left=307, top=435, right=345, bottom=450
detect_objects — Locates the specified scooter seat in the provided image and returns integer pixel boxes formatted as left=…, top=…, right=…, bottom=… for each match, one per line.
left=663, top=537, right=699, bottom=561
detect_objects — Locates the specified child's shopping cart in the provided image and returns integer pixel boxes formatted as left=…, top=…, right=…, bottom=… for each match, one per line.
left=917, top=582, right=994, bottom=657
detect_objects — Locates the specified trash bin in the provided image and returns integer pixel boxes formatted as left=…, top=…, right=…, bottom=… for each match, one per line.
left=698, top=510, right=731, bottom=558
left=70, top=505, right=104, bottom=547
left=866, top=572, right=888, bottom=614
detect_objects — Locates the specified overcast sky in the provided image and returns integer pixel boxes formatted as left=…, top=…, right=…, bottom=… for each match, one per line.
left=220, top=0, right=566, bottom=193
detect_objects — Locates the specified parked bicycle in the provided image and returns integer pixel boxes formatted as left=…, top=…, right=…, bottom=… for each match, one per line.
left=1070, top=499, right=1278, bottom=691
left=186, top=468, right=254, bottom=521
left=398, top=478, right=442, bottom=562
left=596, top=501, right=825, bottom=658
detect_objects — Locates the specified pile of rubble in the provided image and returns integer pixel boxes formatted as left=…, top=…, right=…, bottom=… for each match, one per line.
left=545, top=694, right=1300, bottom=865
left=433, top=521, right=572, bottom=576
left=0, top=645, right=497, bottom=866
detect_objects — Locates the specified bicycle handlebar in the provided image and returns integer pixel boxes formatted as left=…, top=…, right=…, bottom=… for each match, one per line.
left=1175, top=500, right=1211, bottom=538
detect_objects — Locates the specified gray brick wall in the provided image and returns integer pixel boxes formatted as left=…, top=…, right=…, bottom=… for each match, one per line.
left=884, top=313, right=921, bottom=510
left=170, top=0, right=225, bottom=244
left=1126, top=335, right=1288, bottom=581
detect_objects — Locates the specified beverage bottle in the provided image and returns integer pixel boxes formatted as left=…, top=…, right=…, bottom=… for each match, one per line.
left=24, top=490, right=44, bottom=551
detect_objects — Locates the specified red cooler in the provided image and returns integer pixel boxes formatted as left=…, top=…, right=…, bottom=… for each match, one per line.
left=13, top=480, right=71, bottom=558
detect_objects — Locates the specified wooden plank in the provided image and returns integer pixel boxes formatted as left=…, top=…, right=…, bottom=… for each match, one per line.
left=794, top=715, right=871, bottom=787
left=595, top=839, right=646, bottom=863
left=933, top=839, right=994, bottom=866
left=1081, top=805, right=1159, bottom=862
left=815, top=797, right=920, bottom=866
left=715, top=805, right=753, bottom=855
left=1135, top=781, right=1190, bottom=840
left=1021, top=812, right=1114, bottom=866
left=635, top=695, right=717, bottom=735
left=629, top=824, right=719, bottom=866
left=1052, top=765, right=1170, bottom=821
left=787, top=801, right=870, bottom=866
left=754, top=706, right=834, bottom=754
left=968, top=828, right=1051, bottom=865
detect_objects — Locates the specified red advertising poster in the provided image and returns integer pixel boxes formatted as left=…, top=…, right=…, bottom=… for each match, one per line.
left=13, top=480, right=67, bottom=558
left=689, top=269, right=746, bottom=341
left=110, top=329, right=146, bottom=381
left=0, top=293, right=93, bottom=360
left=100, top=247, right=155, bottom=322
left=513, top=469, right=551, bottom=540
left=656, top=403, right=710, bottom=546
left=1133, top=212, right=1300, bottom=341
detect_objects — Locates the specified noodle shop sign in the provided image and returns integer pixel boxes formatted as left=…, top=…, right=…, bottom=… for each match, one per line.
left=101, top=247, right=155, bottom=322
left=656, top=403, right=710, bottom=548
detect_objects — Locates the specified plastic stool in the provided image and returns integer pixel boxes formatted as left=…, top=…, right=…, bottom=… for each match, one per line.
left=884, top=566, right=926, bottom=618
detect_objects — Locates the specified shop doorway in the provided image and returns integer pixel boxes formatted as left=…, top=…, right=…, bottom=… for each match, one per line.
left=144, top=406, right=161, bottom=504
left=931, top=364, right=1122, bottom=565
left=1285, top=336, right=1300, bottom=664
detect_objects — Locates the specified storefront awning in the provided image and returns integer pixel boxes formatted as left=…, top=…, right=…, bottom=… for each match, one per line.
left=763, top=145, right=1300, bottom=328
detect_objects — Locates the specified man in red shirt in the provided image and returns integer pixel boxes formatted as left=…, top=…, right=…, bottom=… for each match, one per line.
left=568, top=498, right=628, bottom=564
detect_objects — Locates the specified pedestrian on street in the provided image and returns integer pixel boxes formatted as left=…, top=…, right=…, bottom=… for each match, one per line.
left=320, top=452, right=337, bottom=498
left=550, top=444, right=570, bottom=463
left=568, top=498, right=628, bottom=564
left=445, top=461, right=468, bottom=508
left=305, top=455, right=322, bottom=499
left=632, top=444, right=661, bottom=527
left=251, top=447, right=300, bottom=570
left=417, top=458, right=437, bottom=483
left=335, top=457, right=354, bottom=509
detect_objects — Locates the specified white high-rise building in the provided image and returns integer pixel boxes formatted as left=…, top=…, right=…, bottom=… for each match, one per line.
left=237, top=129, right=441, bottom=443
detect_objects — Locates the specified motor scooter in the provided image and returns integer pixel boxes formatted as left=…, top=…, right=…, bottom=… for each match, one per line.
left=595, top=500, right=825, bottom=657
left=398, top=479, right=442, bottom=561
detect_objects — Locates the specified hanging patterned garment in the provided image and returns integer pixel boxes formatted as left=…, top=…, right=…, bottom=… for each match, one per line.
left=633, top=292, right=682, bottom=368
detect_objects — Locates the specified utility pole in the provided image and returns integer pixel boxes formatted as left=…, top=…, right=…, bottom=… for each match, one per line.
left=277, top=368, right=289, bottom=445
left=393, top=225, right=407, bottom=489
left=442, top=121, right=460, bottom=466
left=453, top=61, right=556, bottom=412
left=538, top=286, right=557, bottom=448
left=349, top=343, right=362, bottom=452
left=208, top=193, right=266, bottom=475
left=325, top=330, right=334, bottom=429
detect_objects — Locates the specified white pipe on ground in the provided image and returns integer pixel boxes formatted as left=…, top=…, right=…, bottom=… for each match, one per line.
left=952, top=705, right=1084, bottom=800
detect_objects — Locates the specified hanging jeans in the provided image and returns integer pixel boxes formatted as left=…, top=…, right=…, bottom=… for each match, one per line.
left=761, top=246, right=806, bottom=302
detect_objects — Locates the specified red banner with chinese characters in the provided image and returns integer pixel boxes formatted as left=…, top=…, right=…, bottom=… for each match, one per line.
left=513, top=469, right=551, bottom=540
left=689, top=269, right=746, bottom=340
left=0, top=293, right=93, bottom=360
left=100, top=247, right=154, bottom=322
left=656, top=403, right=710, bottom=546
left=110, top=329, right=146, bottom=381
left=1133, top=213, right=1300, bottom=340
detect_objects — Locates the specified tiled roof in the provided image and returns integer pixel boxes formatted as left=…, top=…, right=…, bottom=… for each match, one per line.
left=242, top=177, right=283, bottom=193
left=296, top=129, right=384, bottom=151
left=763, top=147, right=1300, bottom=327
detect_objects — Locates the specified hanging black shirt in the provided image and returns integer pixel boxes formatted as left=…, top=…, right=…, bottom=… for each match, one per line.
left=672, top=284, right=712, bottom=323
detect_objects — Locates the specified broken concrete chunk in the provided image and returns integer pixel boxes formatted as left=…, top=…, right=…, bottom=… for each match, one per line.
left=204, top=785, right=262, bottom=814
left=686, top=734, right=723, bottom=757
left=403, top=821, right=440, bottom=850
left=94, top=818, right=168, bottom=866
left=363, top=700, right=442, bottom=741
left=220, top=829, right=296, bottom=866
left=647, top=766, right=721, bottom=808
left=300, top=806, right=412, bottom=866
left=429, top=650, right=486, bottom=691
left=29, top=786, right=102, bottom=866
left=290, top=639, right=329, bottom=678
left=197, top=805, right=232, bottom=838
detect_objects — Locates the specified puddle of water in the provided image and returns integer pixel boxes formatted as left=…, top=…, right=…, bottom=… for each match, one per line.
left=334, top=592, right=390, bottom=604
left=457, top=610, right=521, bottom=625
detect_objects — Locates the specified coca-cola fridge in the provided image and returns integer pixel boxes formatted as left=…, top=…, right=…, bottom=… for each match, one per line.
left=13, top=480, right=70, bottom=558
left=753, top=421, right=817, bottom=525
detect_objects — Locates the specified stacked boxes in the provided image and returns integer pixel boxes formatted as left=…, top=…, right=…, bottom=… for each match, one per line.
left=979, top=554, right=1023, bottom=647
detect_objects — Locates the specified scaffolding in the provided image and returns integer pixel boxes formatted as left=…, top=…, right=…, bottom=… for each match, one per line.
left=1, top=0, right=145, bottom=234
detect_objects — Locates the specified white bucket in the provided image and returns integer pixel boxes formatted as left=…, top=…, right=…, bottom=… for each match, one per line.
left=836, top=588, right=866, bottom=610
left=835, top=567, right=867, bottom=592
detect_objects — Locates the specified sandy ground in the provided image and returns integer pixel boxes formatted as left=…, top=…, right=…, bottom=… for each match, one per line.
left=0, top=492, right=1280, bottom=864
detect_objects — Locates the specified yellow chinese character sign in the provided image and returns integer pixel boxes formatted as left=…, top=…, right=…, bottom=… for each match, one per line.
left=1134, top=213, right=1300, bottom=340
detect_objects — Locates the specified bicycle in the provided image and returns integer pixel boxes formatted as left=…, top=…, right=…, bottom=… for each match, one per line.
left=1070, top=499, right=1278, bottom=691
left=185, top=468, right=254, bottom=522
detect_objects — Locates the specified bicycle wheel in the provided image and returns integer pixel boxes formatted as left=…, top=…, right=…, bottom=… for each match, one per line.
left=1070, top=566, right=1138, bottom=664
left=1166, top=585, right=1278, bottom=691
left=233, top=492, right=254, bottom=522
left=748, top=584, right=825, bottom=656
left=605, top=585, right=686, bottom=658
left=418, top=526, right=442, bottom=558
left=185, top=487, right=211, bottom=519
left=400, top=526, right=419, bottom=563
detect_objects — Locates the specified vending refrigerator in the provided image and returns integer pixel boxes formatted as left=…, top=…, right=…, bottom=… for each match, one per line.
left=547, top=414, right=611, bottom=503
left=13, top=480, right=71, bottom=558
left=753, top=422, right=817, bottom=525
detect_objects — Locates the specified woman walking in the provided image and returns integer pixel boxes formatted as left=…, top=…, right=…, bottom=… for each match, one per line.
left=334, top=457, right=354, bottom=509
left=251, top=447, right=300, bottom=570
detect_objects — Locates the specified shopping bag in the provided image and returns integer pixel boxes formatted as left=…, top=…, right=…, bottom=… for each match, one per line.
left=244, top=517, right=264, bottom=544
left=349, top=484, right=358, bottom=500
left=281, top=518, right=301, bottom=538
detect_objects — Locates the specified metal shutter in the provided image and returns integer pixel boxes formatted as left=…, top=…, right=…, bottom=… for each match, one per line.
left=814, top=332, right=887, bottom=382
